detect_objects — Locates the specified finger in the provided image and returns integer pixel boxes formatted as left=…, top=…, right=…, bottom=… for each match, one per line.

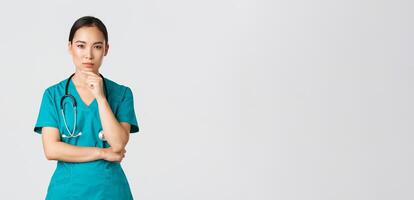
left=86, top=77, right=101, bottom=83
left=88, top=73, right=101, bottom=79
left=82, top=70, right=98, bottom=75
left=86, top=73, right=100, bottom=77
left=86, top=82, right=95, bottom=89
left=82, top=72, right=100, bottom=79
left=86, top=81, right=97, bottom=87
left=86, top=79, right=102, bottom=87
left=86, top=80, right=99, bottom=89
left=81, top=70, right=95, bottom=77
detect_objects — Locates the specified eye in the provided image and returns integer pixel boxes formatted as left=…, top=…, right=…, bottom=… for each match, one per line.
left=77, top=44, right=84, bottom=48
left=94, top=46, right=103, bottom=49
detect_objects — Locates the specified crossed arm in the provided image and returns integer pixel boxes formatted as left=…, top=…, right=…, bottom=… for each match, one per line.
left=42, top=122, right=130, bottom=163
left=42, top=97, right=131, bottom=163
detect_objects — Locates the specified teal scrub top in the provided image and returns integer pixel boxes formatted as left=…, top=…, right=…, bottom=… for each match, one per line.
left=34, top=76, right=139, bottom=200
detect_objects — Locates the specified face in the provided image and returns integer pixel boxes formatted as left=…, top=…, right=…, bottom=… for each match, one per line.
left=68, top=26, right=109, bottom=73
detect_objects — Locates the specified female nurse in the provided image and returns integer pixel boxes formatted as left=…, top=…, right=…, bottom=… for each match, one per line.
left=33, top=16, right=139, bottom=200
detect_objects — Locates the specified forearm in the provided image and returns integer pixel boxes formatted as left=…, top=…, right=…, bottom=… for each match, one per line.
left=45, top=141, right=103, bottom=162
left=96, top=97, right=129, bottom=152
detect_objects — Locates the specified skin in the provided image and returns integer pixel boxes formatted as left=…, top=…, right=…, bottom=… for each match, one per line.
left=41, top=26, right=130, bottom=163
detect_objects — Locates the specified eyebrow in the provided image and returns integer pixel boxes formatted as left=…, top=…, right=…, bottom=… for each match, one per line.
left=74, top=40, right=104, bottom=45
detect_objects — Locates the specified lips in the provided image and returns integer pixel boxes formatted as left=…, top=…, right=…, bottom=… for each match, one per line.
left=83, top=63, right=94, bottom=67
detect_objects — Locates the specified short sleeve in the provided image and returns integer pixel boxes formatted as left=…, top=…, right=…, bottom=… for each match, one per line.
left=116, top=87, right=139, bottom=133
left=33, top=89, right=60, bottom=134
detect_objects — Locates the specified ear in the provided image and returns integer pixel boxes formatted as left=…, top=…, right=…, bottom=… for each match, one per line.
left=67, top=41, right=72, bottom=55
left=104, top=44, right=109, bottom=56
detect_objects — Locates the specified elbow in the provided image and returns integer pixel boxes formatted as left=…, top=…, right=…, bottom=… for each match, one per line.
left=111, top=143, right=125, bottom=153
left=111, top=139, right=128, bottom=153
left=108, top=130, right=129, bottom=153
left=44, top=151, right=57, bottom=160
left=43, top=146, right=58, bottom=160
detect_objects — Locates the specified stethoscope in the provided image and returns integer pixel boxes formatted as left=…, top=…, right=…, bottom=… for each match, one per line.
left=60, top=73, right=108, bottom=139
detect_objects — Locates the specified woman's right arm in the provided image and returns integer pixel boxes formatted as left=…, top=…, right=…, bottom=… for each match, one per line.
left=41, top=127, right=125, bottom=163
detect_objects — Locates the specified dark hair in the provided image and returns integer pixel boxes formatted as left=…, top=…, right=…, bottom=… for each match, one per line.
left=68, top=16, right=108, bottom=44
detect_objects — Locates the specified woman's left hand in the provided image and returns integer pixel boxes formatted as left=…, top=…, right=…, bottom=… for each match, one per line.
left=82, top=70, right=105, bottom=99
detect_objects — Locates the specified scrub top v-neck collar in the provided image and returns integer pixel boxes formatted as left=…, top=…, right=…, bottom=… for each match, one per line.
left=68, top=78, right=97, bottom=110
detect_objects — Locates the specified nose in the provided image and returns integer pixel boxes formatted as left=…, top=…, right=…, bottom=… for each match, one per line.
left=84, top=47, right=93, bottom=60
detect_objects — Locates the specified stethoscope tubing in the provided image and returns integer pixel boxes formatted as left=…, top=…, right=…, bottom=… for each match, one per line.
left=60, top=73, right=108, bottom=138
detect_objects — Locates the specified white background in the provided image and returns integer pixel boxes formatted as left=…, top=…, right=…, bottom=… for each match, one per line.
left=0, top=0, right=413, bottom=199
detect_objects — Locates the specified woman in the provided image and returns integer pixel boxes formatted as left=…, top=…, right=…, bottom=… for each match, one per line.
left=33, top=16, right=139, bottom=199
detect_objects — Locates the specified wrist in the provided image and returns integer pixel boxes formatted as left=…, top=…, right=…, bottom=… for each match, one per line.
left=96, top=95, right=107, bottom=103
left=96, top=148, right=106, bottom=160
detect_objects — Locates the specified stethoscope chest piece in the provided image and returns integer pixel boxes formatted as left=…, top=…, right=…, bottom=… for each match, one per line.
left=98, top=131, right=106, bottom=141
